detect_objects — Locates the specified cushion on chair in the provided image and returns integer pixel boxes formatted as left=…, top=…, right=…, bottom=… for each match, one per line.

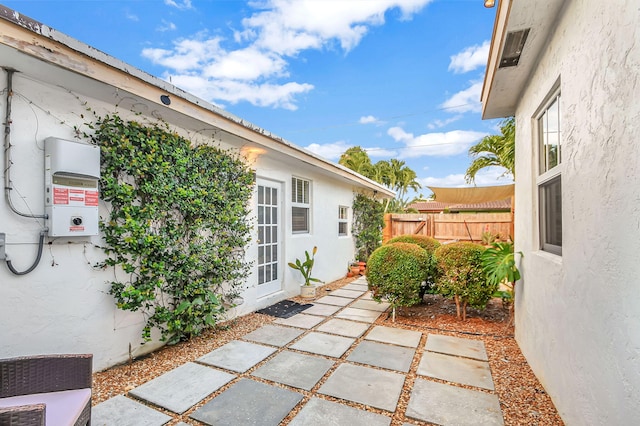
left=0, top=388, right=91, bottom=425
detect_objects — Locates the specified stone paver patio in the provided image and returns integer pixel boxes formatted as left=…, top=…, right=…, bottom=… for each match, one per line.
left=93, top=276, right=504, bottom=425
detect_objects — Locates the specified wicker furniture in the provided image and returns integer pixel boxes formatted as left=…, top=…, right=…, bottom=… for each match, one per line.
left=0, top=354, right=92, bottom=426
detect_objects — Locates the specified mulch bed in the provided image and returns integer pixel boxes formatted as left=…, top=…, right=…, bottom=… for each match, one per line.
left=92, top=276, right=564, bottom=425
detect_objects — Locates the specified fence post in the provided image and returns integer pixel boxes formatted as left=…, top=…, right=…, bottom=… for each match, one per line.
left=382, top=213, right=392, bottom=243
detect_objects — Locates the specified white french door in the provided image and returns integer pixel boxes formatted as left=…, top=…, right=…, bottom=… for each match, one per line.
left=256, top=180, right=282, bottom=297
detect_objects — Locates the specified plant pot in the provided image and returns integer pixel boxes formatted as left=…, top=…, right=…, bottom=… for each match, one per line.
left=350, top=265, right=360, bottom=275
left=300, top=285, right=316, bottom=298
left=358, top=261, right=366, bottom=274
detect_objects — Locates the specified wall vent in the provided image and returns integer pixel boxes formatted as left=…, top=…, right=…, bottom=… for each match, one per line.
left=499, top=28, right=530, bottom=68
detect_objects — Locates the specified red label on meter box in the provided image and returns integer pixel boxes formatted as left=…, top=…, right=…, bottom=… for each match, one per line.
left=85, top=190, right=99, bottom=207
left=53, top=188, right=69, bottom=204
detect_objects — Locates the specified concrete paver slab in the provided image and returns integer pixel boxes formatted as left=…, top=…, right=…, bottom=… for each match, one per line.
left=342, top=283, right=369, bottom=291
left=242, top=324, right=305, bottom=347
left=350, top=299, right=390, bottom=312
left=317, top=318, right=370, bottom=338
left=290, top=332, right=355, bottom=358
left=198, top=340, right=276, bottom=373
left=335, top=307, right=381, bottom=323
left=360, top=291, right=374, bottom=300
left=351, top=277, right=369, bottom=286
left=329, top=289, right=364, bottom=299
left=314, top=295, right=353, bottom=306
left=406, top=379, right=503, bottom=425
left=318, top=363, right=405, bottom=412
left=365, top=325, right=422, bottom=348
left=129, top=362, right=234, bottom=413
left=303, top=303, right=341, bottom=316
left=190, top=378, right=302, bottom=426
left=273, top=313, right=325, bottom=329
left=417, top=351, right=495, bottom=390
left=92, top=395, right=172, bottom=426
left=347, top=341, right=415, bottom=372
left=425, top=333, right=488, bottom=361
left=252, top=350, right=334, bottom=390
left=289, top=397, right=391, bottom=426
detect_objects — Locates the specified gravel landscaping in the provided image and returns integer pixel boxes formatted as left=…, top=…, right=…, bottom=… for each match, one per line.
left=92, top=276, right=564, bottom=425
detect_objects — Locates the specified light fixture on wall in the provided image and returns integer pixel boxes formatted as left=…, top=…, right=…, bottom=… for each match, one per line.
left=160, top=94, right=171, bottom=105
left=484, top=0, right=495, bottom=7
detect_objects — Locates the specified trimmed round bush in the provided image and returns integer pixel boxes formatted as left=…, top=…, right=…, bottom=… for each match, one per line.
left=387, top=235, right=440, bottom=255
left=367, top=242, right=431, bottom=309
left=434, top=242, right=495, bottom=320
left=387, top=235, right=441, bottom=295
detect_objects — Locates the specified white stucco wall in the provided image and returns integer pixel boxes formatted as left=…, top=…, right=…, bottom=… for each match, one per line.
left=0, top=68, right=362, bottom=371
left=513, top=1, right=640, bottom=424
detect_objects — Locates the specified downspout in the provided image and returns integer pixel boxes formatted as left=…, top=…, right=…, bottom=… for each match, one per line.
left=2, top=67, right=48, bottom=275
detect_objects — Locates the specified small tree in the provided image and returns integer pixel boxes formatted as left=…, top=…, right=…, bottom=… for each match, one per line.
left=434, top=242, right=494, bottom=321
left=367, top=242, right=430, bottom=321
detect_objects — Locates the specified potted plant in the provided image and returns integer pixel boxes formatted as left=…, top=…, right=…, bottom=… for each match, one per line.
left=288, top=246, right=322, bottom=298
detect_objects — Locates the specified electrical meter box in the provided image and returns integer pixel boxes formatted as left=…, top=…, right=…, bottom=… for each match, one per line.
left=44, top=137, right=101, bottom=237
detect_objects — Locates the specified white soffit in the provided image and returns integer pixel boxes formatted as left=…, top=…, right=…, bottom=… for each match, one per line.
left=482, top=0, right=565, bottom=119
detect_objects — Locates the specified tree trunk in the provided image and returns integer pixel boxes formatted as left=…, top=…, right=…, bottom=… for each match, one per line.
left=462, top=301, right=467, bottom=321
left=454, top=295, right=461, bottom=319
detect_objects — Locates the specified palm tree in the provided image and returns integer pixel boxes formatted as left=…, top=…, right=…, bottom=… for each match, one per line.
left=339, top=146, right=374, bottom=178
left=465, top=117, right=515, bottom=184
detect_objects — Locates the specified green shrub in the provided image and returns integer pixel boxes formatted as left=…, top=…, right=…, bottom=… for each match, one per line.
left=367, top=242, right=431, bottom=314
left=387, top=235, right=440, bottom=295
left=387, top=235, right=440, bottom=254
left=434, top=242, right=495, bottom=321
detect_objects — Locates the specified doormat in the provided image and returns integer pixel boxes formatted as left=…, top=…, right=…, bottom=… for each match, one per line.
left=256, top=300, right=313, bottom=319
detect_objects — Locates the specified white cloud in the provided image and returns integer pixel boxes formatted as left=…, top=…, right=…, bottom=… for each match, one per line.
left=359, top=115, right=379, bottom=124
left=448, top=40, right=490, bottom=74
left=440, top=81, right=483, bottom=113
left=157, top=20, right=177, bottom=32
left=387, top=126, right=486, bottom=157
left=169, top=74, right=313, bottom=110
left=142, top=0, right=432, bottom=109
left=164, top=0, right=192, bottom=10
left=427, top=115, right=462, bottom=129
left=364, top=147, right=399, bottom=158
left=305, top=141, right=352, bottom=160
left=419, top=167, right=514, bottom=188
left=125, top=11, right=139, bottom=22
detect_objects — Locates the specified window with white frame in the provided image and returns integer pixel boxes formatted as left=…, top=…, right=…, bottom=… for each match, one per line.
left=291, top=177, right=310, bottom=233
left=338, top=206, right=348, bottom=236
left=537, top=90, right=562, bottom=255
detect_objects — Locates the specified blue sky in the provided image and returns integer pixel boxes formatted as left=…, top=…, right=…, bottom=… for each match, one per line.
left=5, top=0, right=513, bottom=199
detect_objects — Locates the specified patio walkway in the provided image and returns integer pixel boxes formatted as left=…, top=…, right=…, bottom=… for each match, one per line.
left=92, top=277, right=504, bottom=425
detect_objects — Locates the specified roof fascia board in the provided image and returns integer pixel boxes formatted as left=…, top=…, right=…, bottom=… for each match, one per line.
left=0, top=6, right=394, bottom=198
left=481, top=0, right=513, bottom=119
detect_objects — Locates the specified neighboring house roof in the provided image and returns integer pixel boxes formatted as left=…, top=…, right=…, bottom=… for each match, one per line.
left=481, top=0, right=564, bottom=119
left=0, top=5, right=395, bottom=199
left=408, top=198, right=511, bottom=213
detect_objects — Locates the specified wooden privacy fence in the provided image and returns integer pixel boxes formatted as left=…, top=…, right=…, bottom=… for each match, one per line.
left=383, top=213, right=513, bottom=243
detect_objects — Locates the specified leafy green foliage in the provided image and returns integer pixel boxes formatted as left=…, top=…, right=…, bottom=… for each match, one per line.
left=434, top=242, right=494, bottom=320
left=367, top=242, right=431, bottom=310
left=352, top=194, right=385, bottom=261
left=465, top=116, right=515, bottom=184
left=288, top=246, right=321, bottom=286
left=482, top=241, right=522, bottom=304
left=93, top=115, right=254, bottom=343
left=387, top=235, right=440, bottom=294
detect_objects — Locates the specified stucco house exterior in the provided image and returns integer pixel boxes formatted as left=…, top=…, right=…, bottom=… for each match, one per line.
left=482, top=0, right=639, bottom=424
left=0, top=6, right=393, bottom=371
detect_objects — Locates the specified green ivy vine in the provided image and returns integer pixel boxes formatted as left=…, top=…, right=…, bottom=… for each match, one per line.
left=92, top=115, right=254, bottom=343
left=352, top=193, right=385, bottom=261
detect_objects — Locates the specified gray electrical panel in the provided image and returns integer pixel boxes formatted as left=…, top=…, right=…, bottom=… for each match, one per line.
left=44, top=138, right=100, bottom=237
